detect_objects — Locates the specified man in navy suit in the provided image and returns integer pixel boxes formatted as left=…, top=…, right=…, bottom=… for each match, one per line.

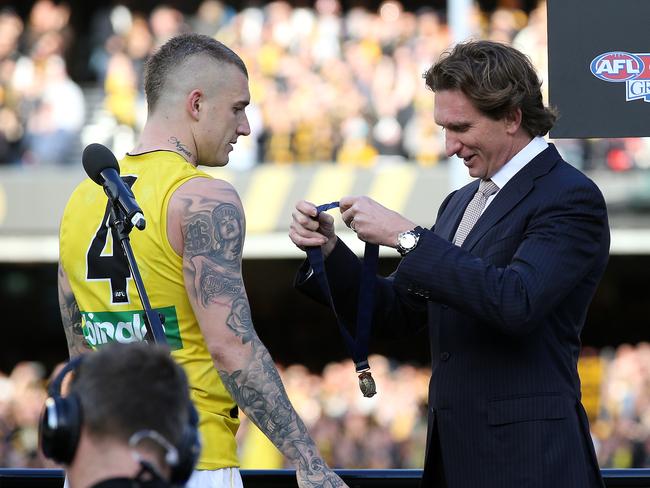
left=289, top=40, right=609, bottom=487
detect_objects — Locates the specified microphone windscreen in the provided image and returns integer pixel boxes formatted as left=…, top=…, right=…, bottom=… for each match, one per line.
left=82, top=143, right=120, bottom=185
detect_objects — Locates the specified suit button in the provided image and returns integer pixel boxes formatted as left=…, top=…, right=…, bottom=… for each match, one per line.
left=440, top=352, right=450, bottom=361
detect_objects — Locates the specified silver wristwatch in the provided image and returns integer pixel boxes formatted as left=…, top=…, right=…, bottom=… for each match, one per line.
left=396, top=226, right=423, bottom=256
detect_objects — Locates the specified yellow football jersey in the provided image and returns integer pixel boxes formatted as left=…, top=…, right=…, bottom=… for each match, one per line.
left=59, top=150, right=240, bottom=469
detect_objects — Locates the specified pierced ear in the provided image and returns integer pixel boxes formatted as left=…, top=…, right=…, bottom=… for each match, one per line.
left=187, top=90, right=202, bottom=121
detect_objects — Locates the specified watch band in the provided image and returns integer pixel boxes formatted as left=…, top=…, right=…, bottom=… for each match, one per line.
left=397, top=226, right=424, bottom=256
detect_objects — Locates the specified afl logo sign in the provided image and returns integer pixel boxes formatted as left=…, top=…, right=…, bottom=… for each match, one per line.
left=590, top=51, right=650, bottom=102
left=591, top=52, right=643, bottom=81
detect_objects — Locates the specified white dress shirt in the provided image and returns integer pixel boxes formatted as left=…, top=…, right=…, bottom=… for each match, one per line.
left=484, top=136, right=548, bottom=212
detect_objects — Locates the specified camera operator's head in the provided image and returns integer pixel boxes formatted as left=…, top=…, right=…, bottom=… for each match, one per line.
left=40, top=343, right=200, bottom=488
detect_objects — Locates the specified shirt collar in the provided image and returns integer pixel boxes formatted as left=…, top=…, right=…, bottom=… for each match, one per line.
left=491, top=136, right=548, bottom=190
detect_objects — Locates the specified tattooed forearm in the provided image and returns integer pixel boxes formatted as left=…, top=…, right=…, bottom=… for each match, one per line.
left=218, top=336, right=315, bottom=467
left=218, top=333, right=343, bottom=486
left=169, top=136, right=194, bottom=161
left=58, top=265, right=91, bottom=357
left=217, top=295, right=340, bottom=485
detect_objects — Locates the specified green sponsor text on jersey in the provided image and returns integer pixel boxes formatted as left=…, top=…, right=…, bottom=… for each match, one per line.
left=81, top=306, right=182, bottom=350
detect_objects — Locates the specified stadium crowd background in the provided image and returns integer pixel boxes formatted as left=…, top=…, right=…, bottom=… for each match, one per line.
left=1, top=346, right=650, bottom=469
left=0, top=0, right=649, bottom=472
left=1, top=0, right=650, bottom=170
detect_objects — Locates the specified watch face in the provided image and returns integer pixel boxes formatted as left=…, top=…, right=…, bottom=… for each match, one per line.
left=400, top=233, right=416, bottom=249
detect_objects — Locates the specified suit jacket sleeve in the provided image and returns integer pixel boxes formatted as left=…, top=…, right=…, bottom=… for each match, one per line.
left=393, top=175, right=609, bottom=336
left=294, top=238, right=428, bottom=335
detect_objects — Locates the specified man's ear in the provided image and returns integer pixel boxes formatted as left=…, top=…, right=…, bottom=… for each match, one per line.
left=504, top=107, right=522, bottom=134
left=186, top=90, right=202, bottom=121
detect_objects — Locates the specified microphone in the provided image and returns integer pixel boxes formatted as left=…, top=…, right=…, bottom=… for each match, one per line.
left=82, top=143, right=146, bottom=230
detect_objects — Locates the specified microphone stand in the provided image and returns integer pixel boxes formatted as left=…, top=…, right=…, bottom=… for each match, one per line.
left=108, top=204, right=167, bottom=345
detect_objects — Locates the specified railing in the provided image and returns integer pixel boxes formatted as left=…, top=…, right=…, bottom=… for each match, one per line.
left=1, top=469, right=650, bottom=487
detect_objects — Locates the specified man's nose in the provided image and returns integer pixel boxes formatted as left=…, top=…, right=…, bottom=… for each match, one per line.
left=445, top=133, right=461, bottom=158
left=239, top=115, right=251, bottom=136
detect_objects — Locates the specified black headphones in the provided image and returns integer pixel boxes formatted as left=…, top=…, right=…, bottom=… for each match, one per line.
left=39, top=355, right=201, bottom=486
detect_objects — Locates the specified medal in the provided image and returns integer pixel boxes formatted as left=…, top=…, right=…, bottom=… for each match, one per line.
left=357, top=370, right=376, bottom=398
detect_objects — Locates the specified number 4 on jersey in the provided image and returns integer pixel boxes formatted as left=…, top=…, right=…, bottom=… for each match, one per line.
left=86, top=175, right=137, bottom=304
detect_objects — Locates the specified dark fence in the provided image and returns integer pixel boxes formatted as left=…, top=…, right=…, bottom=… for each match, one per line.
left=1, top=469, right=650, bottom=487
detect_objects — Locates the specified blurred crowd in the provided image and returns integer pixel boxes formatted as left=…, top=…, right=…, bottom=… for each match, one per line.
left=1, top=343, right=649, bottom=470
left=0, top=1, right=84, bottom=166
left=1, top=0, right=650, bottom=169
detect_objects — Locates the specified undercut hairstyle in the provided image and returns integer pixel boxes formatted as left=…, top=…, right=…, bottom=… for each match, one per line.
left=144, top=33, right=248, bottom=113
left=424, top=40, right=557, bottom=137
left=69, top=342, right=190, bottom=447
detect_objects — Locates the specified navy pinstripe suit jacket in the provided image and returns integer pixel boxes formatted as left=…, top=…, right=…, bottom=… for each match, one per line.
left=297, top=144, right=610, bottom=487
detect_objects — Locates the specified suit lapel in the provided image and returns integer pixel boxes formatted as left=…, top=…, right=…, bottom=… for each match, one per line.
left=434, top=182, right=479, bottom=242
left=462, top=176, right=532, bottom=250
left=461, top=144, right=562, bottom=251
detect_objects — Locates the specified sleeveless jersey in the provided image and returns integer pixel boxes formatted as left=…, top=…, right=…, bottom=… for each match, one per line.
left=59, top=150, right=239, bottom=469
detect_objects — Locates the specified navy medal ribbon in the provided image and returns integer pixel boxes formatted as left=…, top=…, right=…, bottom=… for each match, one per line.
left=305, top=201, right=377, bottom=398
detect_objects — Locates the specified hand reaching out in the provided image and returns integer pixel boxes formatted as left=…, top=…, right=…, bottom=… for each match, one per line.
left=339, top=195, right=416, bottom=248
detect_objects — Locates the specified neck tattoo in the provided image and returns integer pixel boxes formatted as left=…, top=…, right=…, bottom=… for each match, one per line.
left=168, top=136, right=194, bottom=161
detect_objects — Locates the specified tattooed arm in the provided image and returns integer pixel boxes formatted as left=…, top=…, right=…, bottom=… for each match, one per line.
left=169, top=178, right=346, bottom=488
left=58, top=264, right=92, bottom=357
